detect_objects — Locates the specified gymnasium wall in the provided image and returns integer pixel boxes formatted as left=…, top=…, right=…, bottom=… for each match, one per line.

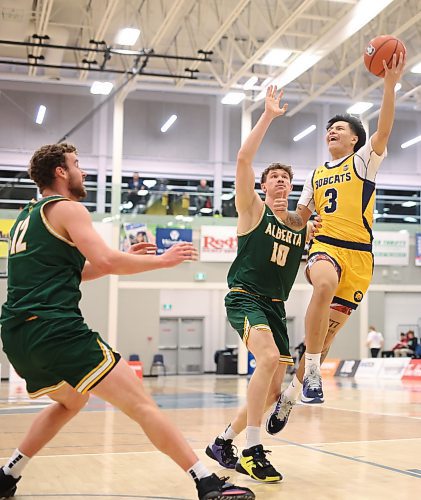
left=0, top=84, right=420, bottom=187
left=0, top=83, right=420, bottom=378
left=1, top=231, right=420, bottom=379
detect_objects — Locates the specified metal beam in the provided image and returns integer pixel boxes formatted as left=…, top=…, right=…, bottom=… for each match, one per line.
left=224, top=0, right=315, bottom=89
left=29, top=0, right=55, bottom=77
left=79, top=0, right=120, bottom=81
left=149, top=0, right=195, bottom=48
left=176, top=0, right=251, bottom=88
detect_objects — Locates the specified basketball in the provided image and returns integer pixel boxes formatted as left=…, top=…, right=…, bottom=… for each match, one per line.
left=364, top=35, right=406, bottom=77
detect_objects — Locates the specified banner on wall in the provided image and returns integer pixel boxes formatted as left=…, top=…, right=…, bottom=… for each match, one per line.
left=416, top=233, right=421, bottom=267
left=121, top=222, right=149, bottom=252
left=200, top=225, right=237, bottom=262
left=373, top=231, right=409, bottom=266
left=334, top=359, right=360, bottom=378
left=156, top=227, right=192, bottom=255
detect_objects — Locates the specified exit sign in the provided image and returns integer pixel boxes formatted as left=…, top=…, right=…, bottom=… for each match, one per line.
left=163, top=303, right=172, bottom=311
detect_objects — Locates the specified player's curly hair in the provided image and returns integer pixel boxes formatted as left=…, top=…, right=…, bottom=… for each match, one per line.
left=260, top=163, right=293, bottom=185
left=29, top=143, right=77, bottom=192
left=326, top=114, right=366, bottom=152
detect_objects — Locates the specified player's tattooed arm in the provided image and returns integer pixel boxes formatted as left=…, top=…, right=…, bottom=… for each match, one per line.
left=277, top=204, right=312, bottom=230
left=284, top=211, right=305, bottom=229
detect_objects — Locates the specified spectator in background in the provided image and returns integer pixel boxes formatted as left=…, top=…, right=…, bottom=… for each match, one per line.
left=366, top=326, right=384, bottom=358
left=196, top=179, right=212, bottom=213
left=127, top=173, right=145, bottom=212
left=128, top=172, right=143, bottom=191
left=392, top=332, right=409, bottom=357
left=402, top=330, right=418, bottom=357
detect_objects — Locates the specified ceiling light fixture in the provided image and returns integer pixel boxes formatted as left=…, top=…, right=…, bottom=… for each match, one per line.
left=293, top=124, right=316, bottom=142
left=346, top=102, right=373, bottom=114
left=410, top=62, right=421, bottom=74
left=401, top=135, right=421, bottom=149
left=261, top=49, right=292, bottom=66
left=221, top=92, right=245, bottom=105
left=90, top=81, right=113, bottom=95
left=243, top=76, right=258, bottom=90
left=115, top=28, right=140, bottom=46
left=35, top=105, right=46, bottom=125
left=161, top=114, right=177, bottom=133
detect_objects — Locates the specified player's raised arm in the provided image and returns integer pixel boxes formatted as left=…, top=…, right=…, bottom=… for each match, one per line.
left=235, top=86, right=288, bottom=214
left=371, top=52, right=405, bottom=156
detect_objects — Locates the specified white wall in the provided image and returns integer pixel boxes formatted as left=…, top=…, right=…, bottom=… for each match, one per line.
left=0, top=85, right=420, bottom=187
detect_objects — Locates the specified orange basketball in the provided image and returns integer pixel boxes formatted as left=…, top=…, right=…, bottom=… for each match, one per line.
left=364, top=35, right=406, bottom=78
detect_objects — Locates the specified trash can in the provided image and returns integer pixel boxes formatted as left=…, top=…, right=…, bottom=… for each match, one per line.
left=215, top=349, right=238, bottom=374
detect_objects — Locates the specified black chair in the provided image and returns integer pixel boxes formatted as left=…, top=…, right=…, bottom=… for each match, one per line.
left=150, top=354, right=167, bottom=376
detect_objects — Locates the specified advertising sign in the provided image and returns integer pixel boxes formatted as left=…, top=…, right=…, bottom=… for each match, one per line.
left=156, top=227, right=192, bottom=255
left=334, top=359, right=360, bottom=378
left=200, top=225, right=237, bottom=262
left=416, top=233, right=421, bottom=267
left=354, top=358, right=384, bottom=379
left=373, top=231, right=409, bottom=266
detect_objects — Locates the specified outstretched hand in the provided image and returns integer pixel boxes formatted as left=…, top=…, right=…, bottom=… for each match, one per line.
left=383, top=52, right=405, bottom=87
left=128, top=242, right=158, bottom=255
left=264, top=85, right=288, bottom=119
left=161, top=242, right=198, bottom=268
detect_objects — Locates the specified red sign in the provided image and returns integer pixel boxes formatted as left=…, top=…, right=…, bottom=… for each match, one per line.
left=402, top=359, right=421, bottom=380
left=321, top=358, right=340, bottom=377
left=128, top=361, right=143, bottom=379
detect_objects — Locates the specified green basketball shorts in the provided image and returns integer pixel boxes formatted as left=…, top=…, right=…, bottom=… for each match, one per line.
left=225, top=289, right=293, bottom=365
left=1, top=316, right=121, bottom=398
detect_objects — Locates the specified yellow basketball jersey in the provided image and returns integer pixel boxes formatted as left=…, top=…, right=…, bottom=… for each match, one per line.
left=312, top=154, right=375, bottom=247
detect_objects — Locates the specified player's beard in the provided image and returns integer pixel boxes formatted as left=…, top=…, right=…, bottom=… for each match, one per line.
left=68, top=177, right=87, bottom=200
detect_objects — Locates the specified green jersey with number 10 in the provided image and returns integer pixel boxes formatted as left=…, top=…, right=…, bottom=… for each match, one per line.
left=227, top=204, right=306, bottom=300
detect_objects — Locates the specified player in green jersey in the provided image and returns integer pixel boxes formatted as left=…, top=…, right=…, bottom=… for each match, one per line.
left=206, top=86, right=318, bottom=483
left=0, top=143, right=255, bottom=500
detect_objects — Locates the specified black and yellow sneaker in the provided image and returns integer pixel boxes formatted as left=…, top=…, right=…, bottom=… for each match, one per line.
left=196, top=473, right=255, bottom=499
left=235, top=445, right=283, bottom=483
left=0, top=467, right=20, bottom=498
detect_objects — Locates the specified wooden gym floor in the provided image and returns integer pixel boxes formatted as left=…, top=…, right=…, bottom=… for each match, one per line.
left=0, top=375, right=420, bottom=499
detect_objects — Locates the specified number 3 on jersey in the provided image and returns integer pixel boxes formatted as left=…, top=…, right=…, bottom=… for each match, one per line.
left=324, top=188, right=338, bottom=213
left=10, top=216, right=30, bottom=255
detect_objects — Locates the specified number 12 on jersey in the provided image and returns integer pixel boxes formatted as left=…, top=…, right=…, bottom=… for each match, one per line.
left=10, top=216, right=30, bottom=255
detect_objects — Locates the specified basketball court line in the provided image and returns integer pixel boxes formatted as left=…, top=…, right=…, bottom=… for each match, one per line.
left=272, top=437, right=421, bottom=479
left=319, top=403, right=421, bottom=419
left=2, top=437, right=420, bottom=461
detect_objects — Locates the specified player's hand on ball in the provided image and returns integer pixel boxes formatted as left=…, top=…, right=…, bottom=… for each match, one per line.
left=383, top=52, right=405, bottom=86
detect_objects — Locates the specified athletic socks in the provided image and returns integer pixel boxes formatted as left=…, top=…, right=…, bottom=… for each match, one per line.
left=3, top=449, right=30, bottom=478
left=284, top=375, right=303, bottom=402
left=304, top=352, right=321, bottom=377
left=188, top=460, right=212, bottom=482
left=218, top=423, right=238, bottom=442
left=245, top=426, right=261, bottom=449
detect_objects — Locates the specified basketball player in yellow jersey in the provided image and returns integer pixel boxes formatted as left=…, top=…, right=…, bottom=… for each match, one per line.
left=266, top=53, right=405, bottom=431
